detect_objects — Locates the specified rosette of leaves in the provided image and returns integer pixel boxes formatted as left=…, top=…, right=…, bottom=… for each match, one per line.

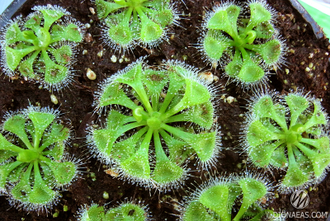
left=78, top=201, right=150, bottom=221
left=94, top=0, right=178, bottom=51
left=89, top=59, right=219, bottom=190
left=181, top=175, right=272, bottom=221
left=0, top=5, right=83, bottom=90
left=243, top=92, right=330, bottom=192
left=0, top=106, right=79, bottom=212
left=200, top=1, right=285, bottom=87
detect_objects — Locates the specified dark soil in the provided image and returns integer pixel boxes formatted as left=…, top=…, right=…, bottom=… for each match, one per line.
left=0, top=0, right=330, bottom=220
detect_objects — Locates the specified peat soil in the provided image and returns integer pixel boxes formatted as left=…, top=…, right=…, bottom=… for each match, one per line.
left=0, top=0, right=330, bottom=220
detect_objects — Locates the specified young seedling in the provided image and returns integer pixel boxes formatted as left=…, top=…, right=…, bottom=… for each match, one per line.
left=181, top=174, right=272, bottom=221
left=243, top=91, right=330, bottom=192
left=94, top=0, right=178, bottom=52
left=88, top=59, right=220, bottom=190
left=0, top=106, right=80, bottom=213
left=77, top=201, right=150, bottom=221
left=199, top=1, right=286, bottom=87
left=0, top=5, right=84, bottom=91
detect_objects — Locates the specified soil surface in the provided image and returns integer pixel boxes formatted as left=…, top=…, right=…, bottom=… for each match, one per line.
left=0, top=0, right=330, bottom=220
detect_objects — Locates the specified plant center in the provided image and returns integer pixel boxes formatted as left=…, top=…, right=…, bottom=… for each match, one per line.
left=147, top=112, right=162, bottom=130
left=17, top=149, right=40, bottom=163
left=36, top=28, right=51, bottom=50
left=285, top=130, right=302, bottom=144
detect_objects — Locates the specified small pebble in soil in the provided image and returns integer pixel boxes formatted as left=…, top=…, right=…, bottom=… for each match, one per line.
left=63, top=205, right=68, bottom=212
left=309, top=53, right=314, bottom=58
left=97, top=50, right=103, bottom=58
left=85, top=33, right=93, bottom=43
left=285, top=69, right=290, bottom=74
left=199, top=71, right=214, bottom=84
left=111, top=55, right=117, bottom=63
left=89, top=7, right=95, bottom=15
left=103, top=191, right=109, bottom=199
left=305, top=67, right=311, bottom=72
left=85, top=23, right=91, bottom=29
left=105, top=168, right=119, bottom=177
left=50, top=94, right=58, bottom=105
left=86, top=68, right=97, bottom=80
left=226, top=96, right=235, bottom=104
left=83, top=49, right=88, bottom=55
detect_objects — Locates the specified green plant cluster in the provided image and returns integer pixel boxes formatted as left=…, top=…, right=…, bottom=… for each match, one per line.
left=0, top=106, right=79, bottom=212
left=181, top=174, right=277, bottom=221
left=89, top=59, right=219, bottom=190
left=0, top=5, right=83, bottom=90
left=95, top=0, right=177, bottom=51
left=200, top=1, right=285, bottom=86
left=244, top=92, right=330, bottom=192
left=78, top=201, right=149, bottom=221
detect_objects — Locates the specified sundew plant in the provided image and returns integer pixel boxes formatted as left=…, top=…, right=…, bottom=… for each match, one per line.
left=0, top=106, right=79, bottom=212
left=94, top=0, right=178, bottom=51
left=243, top=92, right=330, bottom=192
left=77, top=201, right=149, bottom=221
left=181, top=174, right=273, bottom=221
left=89, top=59, right=220, bottom=190
left=0, top=5, right=83, bottom=91
left=200, top=0, right=285, bottom=86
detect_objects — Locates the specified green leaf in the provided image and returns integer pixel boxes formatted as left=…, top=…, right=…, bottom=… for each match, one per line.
left=112, top=127, right=147, bottom=162
left=105, top=203, right=146, bottom=221
left=49, top=45, right=73, bottom=65
left=301, top=102, right=327, bottom=131
left=40, top=9, right=64, bottom=30
left=234, top=178, right=267, bottom=220
left=254, top=21, right=274, bottom=39
left=82, top=204, right=105, bottom=221
left=28, top=169, right=56, bottom=204
left=285, top=94, right=310, bottom=126
left=237, top=59, right=264, bottom=83
left=0, top=133, right=23, bottom=152
left=253, top=40, right=282, bottom=65
left=5, top=46, right=37, bottom=71
left=177, top=78, right=211, bottom=109
left=40, top=123, right=69, bottom=151
left=203, top=32, right=230, bottom=61
left=226, top=4, right=240, bottom=31
left=95, top=0, right=124, bottom=19
left=51, top=23, right=82, bottom=42
left=28, top=110, right=55, bottom=145
left=45, top=161, right=76, bottom=185
left=42, top=50, right=68, bottom=84
left=18, top=50, right=39, bottom=78
left=247, top=120, right=280, bottom=147
left=199, top=184, right=231, bottom=220
left=107, top=20, right=133, bottom=46
left=0, top=161, right=22, bottom=189
left=44, top=142, right=65, bottom=161
left=10, top=164, right=32, bottom=202
left=248, top=2, right=271, bottom=27
left=301, top=137, right=329, bottom=153
left=142, top=69, right=168, bottom=96
left=281, top=162, right=309, bottom=188
left=6, top=23, right=26, bottom=44
left=140, top=17, right=163, bottom=43
left=120, top=147, right=151, bottom=180
left=225, top=52, right=242, bottom=78
left=152, top=9, right=174, bottom=27
left=151, top=159, right=184, bottom=184
left=99, top=82, right=138, bottom=109
left=207, top=9, right=233, bottom=36
left=160, top=130, right=192, bottom=164
left=269, top=145, right=288, bottom=168
left=170, top=101, right=214, bottom=129
left=25, top=14, right=42, bottom=31
left=186, top=132, right=216, bottom=163
left=3, top=114, right=33, bottom=149
left=248, top=140, right=282, bottom=168
left=183, top=201, right=216, bottom=221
